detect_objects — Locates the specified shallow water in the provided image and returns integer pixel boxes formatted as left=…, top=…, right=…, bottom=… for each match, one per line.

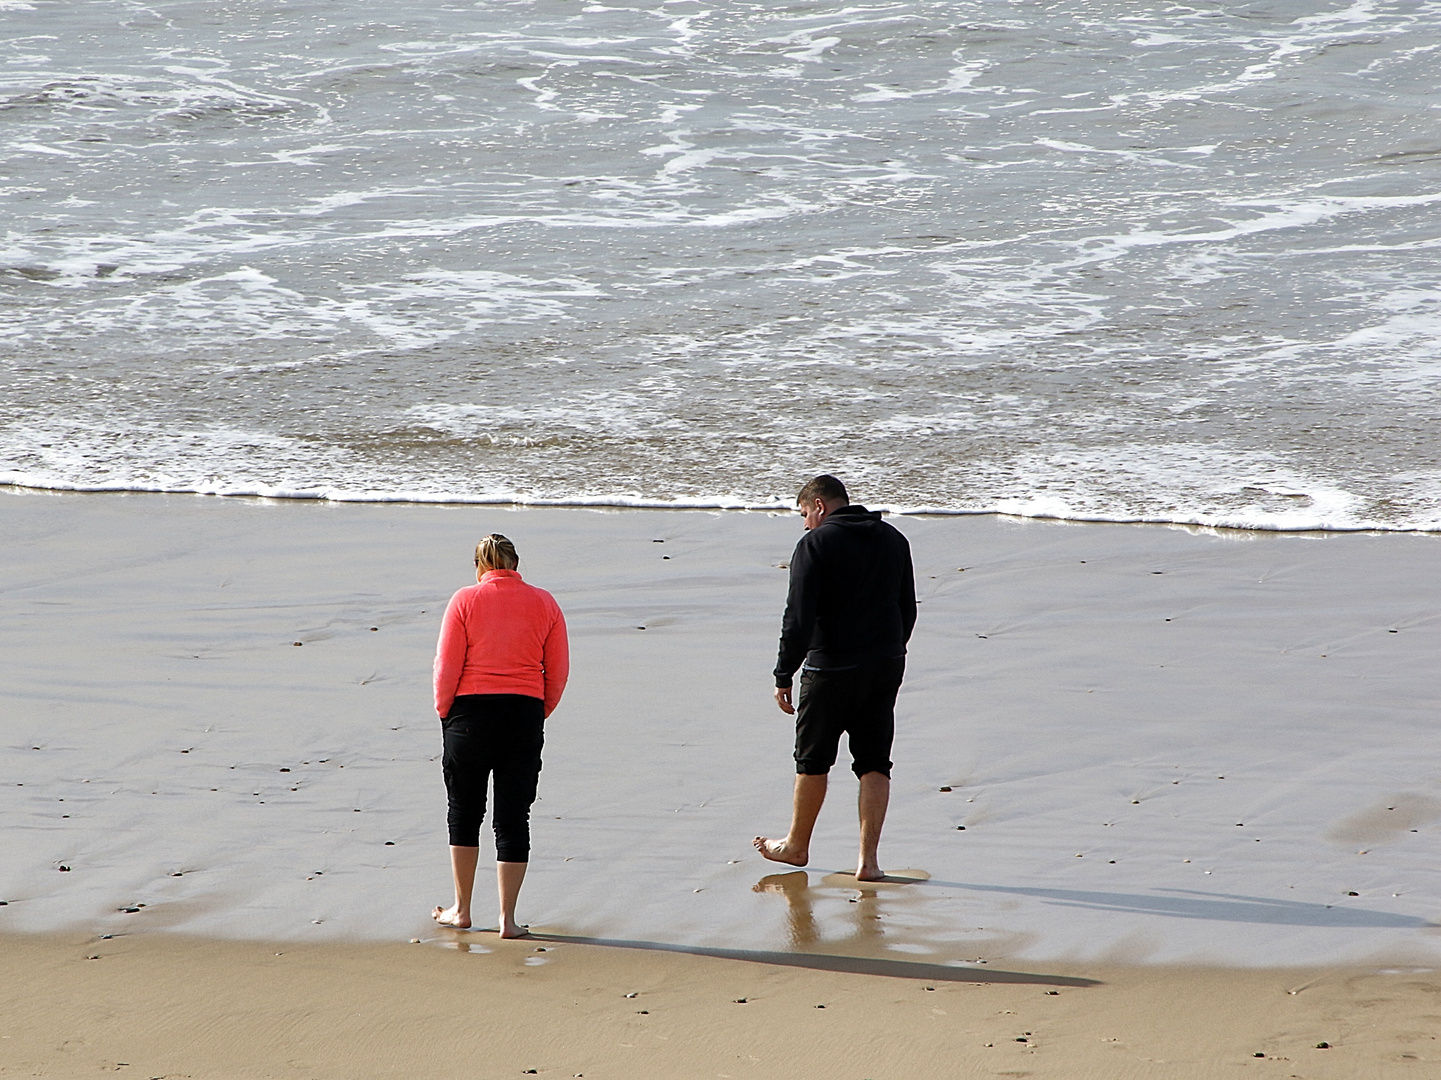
left=2, top=1, right=1440, bottom=528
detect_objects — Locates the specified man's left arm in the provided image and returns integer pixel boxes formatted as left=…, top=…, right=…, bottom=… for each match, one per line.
left=897, top=533, right=918, bottom=643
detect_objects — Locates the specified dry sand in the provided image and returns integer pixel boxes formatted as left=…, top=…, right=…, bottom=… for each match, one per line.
left=3, top=488, right=1441, bottom=1075
left=3, top=930, right=1440, bottom=1079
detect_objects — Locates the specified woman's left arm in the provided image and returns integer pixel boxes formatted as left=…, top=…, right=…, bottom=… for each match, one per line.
left=540, top=605, right=569, bottom=718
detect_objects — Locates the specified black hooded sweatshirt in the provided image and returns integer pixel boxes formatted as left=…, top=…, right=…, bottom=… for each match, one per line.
left=773, top=505, right=917, bottom=687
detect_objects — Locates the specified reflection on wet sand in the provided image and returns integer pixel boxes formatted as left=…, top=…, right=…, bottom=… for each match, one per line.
left=753, top=872, right=819, bottom=948
left=753, top=871, right=920, bottom=954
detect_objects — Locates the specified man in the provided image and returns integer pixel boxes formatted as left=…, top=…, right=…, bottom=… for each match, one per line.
left=754, top=474, right=917, bottom=881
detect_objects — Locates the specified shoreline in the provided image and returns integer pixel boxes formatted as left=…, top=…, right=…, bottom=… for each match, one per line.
left=6, top=481, right=1437, bottom=535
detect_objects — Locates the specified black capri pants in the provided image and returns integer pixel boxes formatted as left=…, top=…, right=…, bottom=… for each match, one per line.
left=794, top=657, right=905, bottom=778
left=441, top=693, right=545, bottom=861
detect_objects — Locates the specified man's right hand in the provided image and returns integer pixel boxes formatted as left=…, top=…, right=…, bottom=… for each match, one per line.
left=774, top=685, right=795, bottom=715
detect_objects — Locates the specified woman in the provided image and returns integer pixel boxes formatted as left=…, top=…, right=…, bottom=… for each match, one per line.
left=431, top=533, right=568, bottom=938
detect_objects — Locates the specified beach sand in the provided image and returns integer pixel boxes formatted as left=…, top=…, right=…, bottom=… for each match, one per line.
left=3, top=488, right=1440, bottom=1075
left=4, top=930, right=1441, bottom=1079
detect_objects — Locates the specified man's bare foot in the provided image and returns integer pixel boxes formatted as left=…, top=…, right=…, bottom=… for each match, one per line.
left=498, top=918, right=530, bottom=940
left=754, top=836, right=808, bottom=867
left=856, top=863, right=885, bottom=882
left=432, top=903, right=471, bottom=928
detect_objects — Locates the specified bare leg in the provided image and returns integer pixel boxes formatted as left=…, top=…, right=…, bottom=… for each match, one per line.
left=755, top=772, right=828, bottom=866
left=433, top=844, right=479, bottom=927
left=497, top=861, right=529, bottom=938
left=856, top=771, right=889, bottom=881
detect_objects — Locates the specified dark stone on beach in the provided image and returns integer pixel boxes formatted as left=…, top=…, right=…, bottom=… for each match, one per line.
left=1016, top=1037, right=1028, bottom=1042
left=956, top=825, right=965, bottom=830
left=814, top=1004, right=825, bottom=1008
left=58, top=865, right=70, bottom=872
left=120, top=907, right=139, bottom=913
left=734, top=998, right=747, bottom=1003
left=1347, top=891, right=1359, bottom=896
left=370, top=627, right=378, bottom=631
left=385, top=841, right=395, bottom=846
left=939, top=786, right=952, bottom=792
left=637, top=1010, right=648, bottom=1014
left=0, top=900, right=7, bottom=905
left=1253, top=1052, right=1265, bottom=1057
left=1316, top=1042, right=1330, bottom=1049
left=292, top=641, right=303, bottom=646
left=1046, top=990, right=1059, bottom=995
left=636, top=625, right=646, bottom=630
left=280, top=768, right=290, bottom=772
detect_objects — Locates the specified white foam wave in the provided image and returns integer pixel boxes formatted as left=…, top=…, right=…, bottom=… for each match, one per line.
left=1056, top=190, right=1441, bottom=271
left=3, top=472, right=1437, bottom=534
left=852, top=60, right=990, bottom=102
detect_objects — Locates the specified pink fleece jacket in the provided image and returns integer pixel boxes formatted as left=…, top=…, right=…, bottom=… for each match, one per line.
left=432, top=569, right=569, bottom=720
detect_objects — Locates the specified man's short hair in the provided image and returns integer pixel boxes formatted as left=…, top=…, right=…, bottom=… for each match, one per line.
left=796, top=474, right=849, bottom=506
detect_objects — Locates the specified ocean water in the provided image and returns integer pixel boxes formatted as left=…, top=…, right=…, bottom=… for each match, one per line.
left=2, top=0, right=1440, bottom=530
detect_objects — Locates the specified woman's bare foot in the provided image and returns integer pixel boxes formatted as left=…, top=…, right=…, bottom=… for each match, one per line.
left=754, top=836, right=808, bottom=867
left=498, top=917, right=530, bottom=939
left=856, top=862, right=885, bottom=882
left=432, top=903, right=471, bottom=928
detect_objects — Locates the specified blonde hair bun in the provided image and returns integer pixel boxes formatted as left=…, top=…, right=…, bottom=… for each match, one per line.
left=475, top=533, right=519, bottom=572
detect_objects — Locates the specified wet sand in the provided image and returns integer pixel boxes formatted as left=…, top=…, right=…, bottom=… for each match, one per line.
left=5, top=488, right=1440, bottom=965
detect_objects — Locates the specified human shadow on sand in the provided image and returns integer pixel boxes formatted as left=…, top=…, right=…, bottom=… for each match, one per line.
left=526, top=932, right=1098, bottom=986
left=923, top=881, right=1434, bottom=929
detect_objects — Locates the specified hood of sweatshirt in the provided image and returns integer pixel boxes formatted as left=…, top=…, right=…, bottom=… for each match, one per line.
left=822, top=504, right=885, bottom=529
